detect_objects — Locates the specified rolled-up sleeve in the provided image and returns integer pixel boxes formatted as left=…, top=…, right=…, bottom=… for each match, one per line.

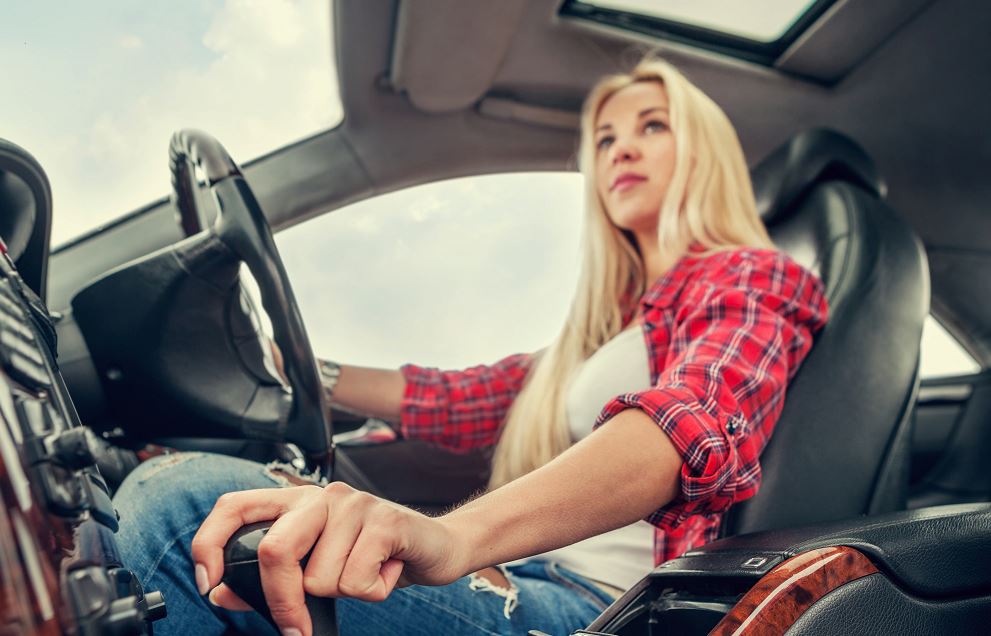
left=399, top=352, right=534, bottom=451
left=595, top=251, right=828, bottom=528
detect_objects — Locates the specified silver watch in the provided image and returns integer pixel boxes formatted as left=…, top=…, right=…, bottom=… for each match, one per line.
left=318, top=359, right=342, bottom=401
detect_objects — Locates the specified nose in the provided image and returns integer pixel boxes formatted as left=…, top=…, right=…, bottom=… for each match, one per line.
left=609, top=136, right=641, bottom=165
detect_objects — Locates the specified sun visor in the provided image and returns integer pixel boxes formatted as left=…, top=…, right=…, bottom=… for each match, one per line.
left=389, top=0, right=529, bottom=113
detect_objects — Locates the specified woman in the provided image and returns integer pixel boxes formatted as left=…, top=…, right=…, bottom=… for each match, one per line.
left=114, top=57, right=828, bottom=636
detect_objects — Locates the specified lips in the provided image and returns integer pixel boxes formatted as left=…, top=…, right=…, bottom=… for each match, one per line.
left=610, top=172, right=647, bottom=192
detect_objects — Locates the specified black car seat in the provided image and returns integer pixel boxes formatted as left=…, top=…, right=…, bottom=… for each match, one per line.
left=0, top=138, right=52, bottom=301
left=723, top=129, right=930, bottom=536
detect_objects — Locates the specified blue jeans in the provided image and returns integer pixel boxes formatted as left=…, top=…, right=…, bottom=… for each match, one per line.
left=112, top=453, right=615, bottom=635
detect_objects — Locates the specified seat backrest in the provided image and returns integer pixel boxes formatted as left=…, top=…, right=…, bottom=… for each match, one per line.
left=0, top=138, right=52, bottom=301
left=724, top=129, right=930, bottom=536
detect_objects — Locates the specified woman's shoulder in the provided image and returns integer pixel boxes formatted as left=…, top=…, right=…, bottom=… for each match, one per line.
left=641, top=246, right=825, bottom=312
left=689, top=246, right=820, bottom=289
left=671, top=247, right=827, bottom=315
left=691, top=245, right=792, bottom=268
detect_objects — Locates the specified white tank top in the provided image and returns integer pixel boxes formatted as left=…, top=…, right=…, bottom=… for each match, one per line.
left=509, top=324, right=656, bottom=592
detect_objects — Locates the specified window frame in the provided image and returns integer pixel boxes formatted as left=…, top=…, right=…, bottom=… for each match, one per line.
left=919, top=314, right=983, bottom=382
left=559, top=0, right=838, bottom=66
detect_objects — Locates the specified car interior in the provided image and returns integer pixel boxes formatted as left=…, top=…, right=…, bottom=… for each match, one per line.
left=2, top=0, right=991, bottom=634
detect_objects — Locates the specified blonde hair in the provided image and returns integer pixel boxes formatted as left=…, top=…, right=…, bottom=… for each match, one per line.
left=487, top=57, right=774, bottom=489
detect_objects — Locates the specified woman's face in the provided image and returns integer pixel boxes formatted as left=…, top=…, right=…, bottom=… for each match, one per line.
left=593, top=82, right=676, bottom=243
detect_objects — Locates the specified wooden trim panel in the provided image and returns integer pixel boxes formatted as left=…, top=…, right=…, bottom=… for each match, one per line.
left=710, top=546, right=878, bottom=635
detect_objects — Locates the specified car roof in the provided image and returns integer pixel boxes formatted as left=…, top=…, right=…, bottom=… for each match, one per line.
left=330, top=0, right=990, bottom=363
left=48, top=1, right=991, bottom=365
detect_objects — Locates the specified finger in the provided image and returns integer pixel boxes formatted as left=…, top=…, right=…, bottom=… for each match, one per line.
left=338, top=527, right=403, bottom=602
left=269, top=340, right=288, bottom=384
left=257, top=499, right=329, bottom=636
left=301, top=503, right=363, bottom=597
left=208, top=583, right=253, bottom=612
left=380, top=558, right=405, bottom=592
left=190, top=487, right=311, bottom=593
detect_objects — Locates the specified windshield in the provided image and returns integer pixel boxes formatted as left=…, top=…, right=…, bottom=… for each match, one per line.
left=0, top=0, right=343, bottom=246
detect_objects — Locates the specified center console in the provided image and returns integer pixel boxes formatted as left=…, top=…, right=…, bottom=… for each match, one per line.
left=0, top=241, right=165, bottom=634
left=579, top=503, right=991, bottom=635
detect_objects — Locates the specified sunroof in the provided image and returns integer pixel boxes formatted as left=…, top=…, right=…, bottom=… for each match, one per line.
left=577, top=0, right=820, bottom=42
left=561, top=0, right=836, bottom=65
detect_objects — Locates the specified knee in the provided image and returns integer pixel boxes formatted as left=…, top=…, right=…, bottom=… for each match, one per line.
left=112, top=452, right=281, bottom=533
left=113, top=453, right=206, bottom=518
left=112, top=453, right=209, bottom=543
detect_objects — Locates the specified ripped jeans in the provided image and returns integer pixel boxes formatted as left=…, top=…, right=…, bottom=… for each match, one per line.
left=112, top=453, right=615, bottom=635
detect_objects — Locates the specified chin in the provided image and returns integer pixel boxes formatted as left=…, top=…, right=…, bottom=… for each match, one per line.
left=607, top=207, right=659, bottom=234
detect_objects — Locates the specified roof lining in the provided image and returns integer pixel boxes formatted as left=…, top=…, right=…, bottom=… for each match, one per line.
left=775, top=0, right=935, bottom=84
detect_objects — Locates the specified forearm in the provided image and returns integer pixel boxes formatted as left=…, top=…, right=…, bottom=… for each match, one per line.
left=324, top=363, right=406, bottom=423
left=441, top=408, right=681, bottom=573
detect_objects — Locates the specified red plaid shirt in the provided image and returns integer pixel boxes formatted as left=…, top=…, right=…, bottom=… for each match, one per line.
left=399, top=248, right=828, bottom=565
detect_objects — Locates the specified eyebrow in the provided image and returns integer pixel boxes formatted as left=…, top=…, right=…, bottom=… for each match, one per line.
left=595, top=106, right=670, bottom=133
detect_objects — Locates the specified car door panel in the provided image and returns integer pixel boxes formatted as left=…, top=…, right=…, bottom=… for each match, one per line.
left=910, top=372, right=991, bottom=507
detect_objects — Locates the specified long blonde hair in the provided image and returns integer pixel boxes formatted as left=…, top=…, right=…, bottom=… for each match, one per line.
left=487, top=57, right=774, bottom=489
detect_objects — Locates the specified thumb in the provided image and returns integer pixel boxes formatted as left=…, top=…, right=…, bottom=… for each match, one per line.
left=379, top=559, right=410, bottom=592
left=208, top=583, right=254, bottom=612
left=380, top=558, right=405, bottom=591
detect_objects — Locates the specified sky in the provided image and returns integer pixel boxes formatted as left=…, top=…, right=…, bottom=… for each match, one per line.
left=0, top=0, right=583, bottom=369
left=276, top=173, right=585, bottom=369
left=0, top=0, right=340, bottom=244
left=0, top=0, right=976, bottom=376
left=583, top=0, right=818, bottom=41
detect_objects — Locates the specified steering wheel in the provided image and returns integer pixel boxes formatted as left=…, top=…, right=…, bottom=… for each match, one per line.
left=168, top=129, right=333, bottom=473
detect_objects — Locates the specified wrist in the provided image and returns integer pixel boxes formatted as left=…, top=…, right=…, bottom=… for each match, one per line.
left=317, top=359, right=341, bottom=402
left=437, top=506, right=496, bottom=575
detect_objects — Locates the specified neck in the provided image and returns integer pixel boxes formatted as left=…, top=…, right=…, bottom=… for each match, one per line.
left=634, top=230, right=666, bottom=284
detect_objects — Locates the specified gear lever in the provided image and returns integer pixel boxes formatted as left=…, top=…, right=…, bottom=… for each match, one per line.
left=222, top=521, right=339, bottom=635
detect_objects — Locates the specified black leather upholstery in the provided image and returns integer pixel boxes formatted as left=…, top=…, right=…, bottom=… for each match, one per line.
left=702, top=503, right=991, bottom=598
left=725, top=129, right=930, bottom=535
left=753, top=128, right=885, bottom=224
left=0, top=139, right=53, bottom=300
left=595, top=503, right=991, bottom=633
left=787, top=574, right=991, bottom=636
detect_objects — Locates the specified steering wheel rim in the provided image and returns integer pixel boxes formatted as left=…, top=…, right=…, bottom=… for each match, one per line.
left=168, top=129, right=334, bottom=473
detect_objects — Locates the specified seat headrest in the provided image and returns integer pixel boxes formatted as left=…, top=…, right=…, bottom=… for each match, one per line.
left=753, top=128, right=886, bottom=225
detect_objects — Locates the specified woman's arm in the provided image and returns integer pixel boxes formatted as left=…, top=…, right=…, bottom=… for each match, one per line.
left=272, top=339, right=534, bottom=447
left=443, top=407, right=680, bottom=569
left=327, top=356, right=535, bottom=450
left=325, top=363, right=406, bottom=422
left=192, top=408, right=680, bottom=636
left=269, top=343, right=406, bottom=421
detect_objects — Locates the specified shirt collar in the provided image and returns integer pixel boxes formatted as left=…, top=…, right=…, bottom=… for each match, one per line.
left=639, top=246, right=707, bottom=310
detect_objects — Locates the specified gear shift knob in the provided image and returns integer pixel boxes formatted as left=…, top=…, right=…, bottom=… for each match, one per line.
left=222, top=521, right=339, bottom=635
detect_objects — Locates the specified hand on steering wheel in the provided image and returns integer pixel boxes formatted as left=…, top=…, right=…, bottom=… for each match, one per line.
left=268, top=338, right=290, bottom=385
left=170, top=129, right=332, bottom=470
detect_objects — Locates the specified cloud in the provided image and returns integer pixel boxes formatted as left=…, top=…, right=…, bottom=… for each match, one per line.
left=277, top=173, right=585, bottom=370
left=4, top=1, right=588, bottom=372
left=118, top=35, right=143, bottom=49
left=34, top=0, right=342, bottom=244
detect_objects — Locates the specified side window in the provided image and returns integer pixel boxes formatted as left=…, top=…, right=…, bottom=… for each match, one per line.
left=919, top=315, right=981, bottom=380
left=275, top=173, right=584, bottom=370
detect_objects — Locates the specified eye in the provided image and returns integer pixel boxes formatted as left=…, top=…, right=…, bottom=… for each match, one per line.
left=595, top=135, right=614, bottom=151
left=643, top=120, right=668, bottom=134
